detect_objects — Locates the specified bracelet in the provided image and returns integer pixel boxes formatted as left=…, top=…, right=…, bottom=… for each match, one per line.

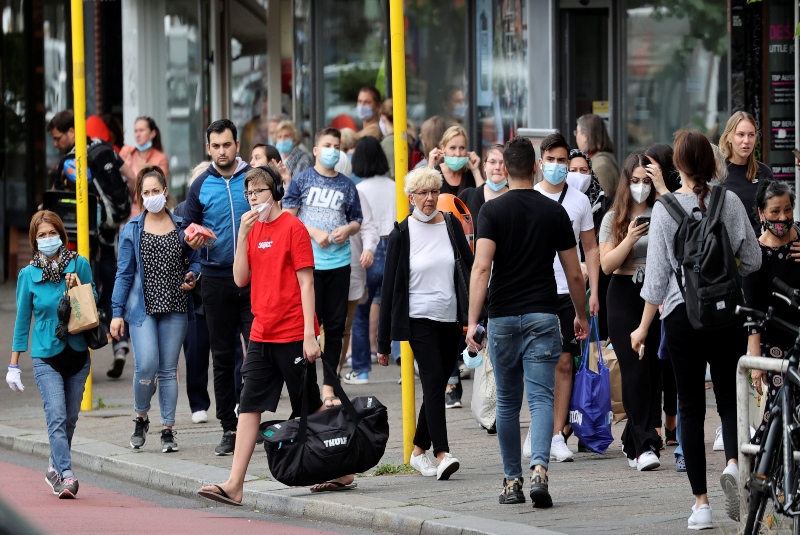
left=8, top=364, right=19, bottom=369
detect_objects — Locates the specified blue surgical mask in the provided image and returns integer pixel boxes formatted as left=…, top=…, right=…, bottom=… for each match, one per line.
left=318, top=147, right=340, bottom=169
left=275, top=140, right=293, bottom=155
left=357, top=105, right=374, bottom=121
left=37, top=236, right=63, bottom=257
left=486, top=179, right=508, bottom=192
left=135, top=140, right=153, bottom=152
left=444, top=156, right=468, bottom=171
left=542, top=162, right=568, bottom=185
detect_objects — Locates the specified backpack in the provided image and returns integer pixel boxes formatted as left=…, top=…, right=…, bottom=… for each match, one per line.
left=86, top=138, right=131, bottom=230
left=657, top=186, right=743, bottom=330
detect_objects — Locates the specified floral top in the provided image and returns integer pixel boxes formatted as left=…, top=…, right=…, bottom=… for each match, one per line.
left=141, top=230, right=187, bottom=315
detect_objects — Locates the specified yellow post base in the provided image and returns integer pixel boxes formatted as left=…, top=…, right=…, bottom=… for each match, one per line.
left=400, top=341, right=415, bottom=463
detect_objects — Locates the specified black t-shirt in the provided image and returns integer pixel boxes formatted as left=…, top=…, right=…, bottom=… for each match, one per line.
left=724, top=161, right=773, bottom=235
left=436, top=165, right=477, bottom=196
left=459, top=186, right=486, bottom=236
left=477, top=189, right=576, bottom=318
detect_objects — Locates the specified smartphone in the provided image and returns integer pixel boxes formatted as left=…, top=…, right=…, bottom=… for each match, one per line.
left=635, top=215, right=651, bottom=227
left=185, top=273, right=196, bottom=284
left=792, top=148, right=800, bottom=161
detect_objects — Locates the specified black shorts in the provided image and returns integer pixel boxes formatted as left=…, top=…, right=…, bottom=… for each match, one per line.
left=556, top=294, right=580, bottom=357
left=239, top=340, right=323, bottom=416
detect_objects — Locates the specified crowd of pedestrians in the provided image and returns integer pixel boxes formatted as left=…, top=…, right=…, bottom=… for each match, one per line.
left=9, top=94, right=799, bottom=532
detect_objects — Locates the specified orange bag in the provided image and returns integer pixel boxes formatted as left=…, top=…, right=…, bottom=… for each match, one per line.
left=437, top=194, right=474, bottom=252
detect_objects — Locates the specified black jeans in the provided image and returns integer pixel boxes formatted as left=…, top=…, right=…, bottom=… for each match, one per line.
left=409, top=318, right=460, bottom=454
left=665, top=303, right=744, bottom=495
left=314, top=266, right=351, bottom=387
left=607, top=275, right=663, bottom=458
left=201, top=276, right=253, bottom=432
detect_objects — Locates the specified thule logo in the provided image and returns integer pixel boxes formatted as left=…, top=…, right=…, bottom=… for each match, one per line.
left=367, top=397, right=373, bottom=408
left=323, top=437, right=347, bottom=448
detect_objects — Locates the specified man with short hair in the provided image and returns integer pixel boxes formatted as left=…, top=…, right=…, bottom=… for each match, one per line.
left=467, top=136, right=589, bottom=508
left=533, top=133, right=600, bottom=463
left=184, top=119, right=253, bottom=456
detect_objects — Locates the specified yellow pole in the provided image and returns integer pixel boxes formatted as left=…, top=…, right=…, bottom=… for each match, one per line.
left=389, top=0, right=414, bottom=463
left=71, top=0, right=92, bottom=411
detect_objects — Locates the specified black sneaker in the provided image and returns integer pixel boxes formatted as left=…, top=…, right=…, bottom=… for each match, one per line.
left=130, top=417, right=149, bottom=449
left=445, top=385, right=462, bottom=409
left=107, top=348, right=127, bottom=379
left=486, top=423, right=497, bottom=435
left=161, top=429, right=178, bottom=453
left=215, top=430, right=236, bottom=456
left=499, top=477, right=525, bottom=504
left=530, top=468, right=553, bottom=508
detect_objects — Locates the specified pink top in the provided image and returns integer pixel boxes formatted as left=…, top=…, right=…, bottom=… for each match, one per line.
left=120, top=146, right=169, bottom=219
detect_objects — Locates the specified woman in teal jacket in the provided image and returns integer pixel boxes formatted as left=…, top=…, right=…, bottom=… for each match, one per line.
left=8, top=210, right=96, bottom=499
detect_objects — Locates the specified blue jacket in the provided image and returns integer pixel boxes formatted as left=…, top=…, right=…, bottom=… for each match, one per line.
left=181, top=159, right=251, bottom=277
left=112, top=211, right=201, bottom=327
left=13, top=255, right=96, bottom=358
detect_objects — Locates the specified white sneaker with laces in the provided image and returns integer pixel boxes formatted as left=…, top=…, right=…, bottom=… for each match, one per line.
left=636, top=451, right=661, bottom=471
left=409, top=453, right=437, bottom=477
left=687, top=504, right=713, bottom=530
left=550, top=434, right=574, bottom=462
left=191, top=410, right=208, bottom=424
left=720, top=463, right=740, bottom=521
left=712, top=426, right=724, bottom=451
left=627, top=457, right=637, bottom=468
left=436, top=453, right=460, bottom=480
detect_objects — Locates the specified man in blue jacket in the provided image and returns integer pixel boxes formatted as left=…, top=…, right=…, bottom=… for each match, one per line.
left=183, top=119, right=252, bottom=455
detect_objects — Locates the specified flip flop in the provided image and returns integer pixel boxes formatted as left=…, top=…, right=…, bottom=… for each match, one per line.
left=322, top=396, right=340, bottom=408
left=197, top=484, right=242, bottom=506
left=310, top=481, right=357, bottom=493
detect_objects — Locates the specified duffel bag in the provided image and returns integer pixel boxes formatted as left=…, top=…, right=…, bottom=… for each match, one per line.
left=261, top=360, right=389, bottom=487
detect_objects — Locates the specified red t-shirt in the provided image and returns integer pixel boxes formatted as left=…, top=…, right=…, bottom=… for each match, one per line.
left=247, top=212, right=319, bottom=343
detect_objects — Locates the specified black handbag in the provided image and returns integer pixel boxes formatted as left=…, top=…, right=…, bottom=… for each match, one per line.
left=84, top=322, right=109, bottom=350
left=443, top=212, right=473, bottom=327
left=261, top=360, right=389, bottom=486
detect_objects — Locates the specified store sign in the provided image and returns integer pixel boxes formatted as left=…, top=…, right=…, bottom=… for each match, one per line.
left=770, top=72, right=795, bottom=105
left=770, top=118, right=795, bottom=151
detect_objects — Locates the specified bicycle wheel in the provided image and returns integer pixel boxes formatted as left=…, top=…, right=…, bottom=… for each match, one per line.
left=745, top=410, right=786, bottom=534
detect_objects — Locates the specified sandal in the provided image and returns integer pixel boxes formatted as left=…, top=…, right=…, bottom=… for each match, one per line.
left=323, top=396, right=340, bottom=408
left=310, top=480, right=357, bottom=493
left=665, top=426, right=678, bottom=447
left=197, top=484, right=242, bottom=506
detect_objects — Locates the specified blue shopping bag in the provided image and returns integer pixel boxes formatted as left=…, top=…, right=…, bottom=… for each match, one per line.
left=569, top=317, right=613, bottom=454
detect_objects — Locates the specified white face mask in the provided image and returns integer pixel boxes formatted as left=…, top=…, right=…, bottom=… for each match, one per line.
left=379, top=118, right=388, bottom=137
left=143, top=193, right=166, bottom=213
left=566, top=172, right=592, bottom=193
left=254, top=197, right=274, bottom=222
left=630, top=183, right=651, bottom=204
left=412, top=202, right=439, bottom=222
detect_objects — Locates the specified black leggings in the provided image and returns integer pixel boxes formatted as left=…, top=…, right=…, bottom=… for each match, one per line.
left=606, top=275, right=663, bottom=458
left=314, top=266, right=351, bottom=387
left=665, top=304, right=744, bottom=495
left=408, top=318, right=460, bottom=454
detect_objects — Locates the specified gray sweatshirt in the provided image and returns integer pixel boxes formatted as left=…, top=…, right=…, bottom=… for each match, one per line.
left=640, top=189, right=761, bottom=318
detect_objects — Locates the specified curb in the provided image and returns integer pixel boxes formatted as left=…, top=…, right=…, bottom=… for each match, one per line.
left=0, top=424, right=564, bottom=535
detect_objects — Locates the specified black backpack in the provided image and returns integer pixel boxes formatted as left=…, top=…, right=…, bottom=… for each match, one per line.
left=86, top=138, right=131, bottom=230
left=658, top=186, right=743, bottom=330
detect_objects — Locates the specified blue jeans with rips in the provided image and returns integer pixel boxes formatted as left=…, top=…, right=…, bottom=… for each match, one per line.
left=488, top=313, right=562, bottom=479
left=33, top=356, right=91, bottom=479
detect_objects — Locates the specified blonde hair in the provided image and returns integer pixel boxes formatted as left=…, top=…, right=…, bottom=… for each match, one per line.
left=719, top=111, right=758, bottom=182
left=404, top=167, right=443, bottom=196
left=439, top=125, right=468, bottom=149
left=275, top=120, right=301, bottom=144
left=339, top=128, right=359, bottom=152
left=189, top=161, right=210, bottom=186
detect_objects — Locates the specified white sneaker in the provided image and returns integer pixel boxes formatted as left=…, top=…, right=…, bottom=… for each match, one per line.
left=409, top=453, right=437, bottom=477
left=436, top=453, right=460, bottom=480
left=523, top=428, right=532, bottom=458
left=550, top=434, right=574, bottom=462
left=712, top=426, right=724, bottom=451
left=687, top=503, right=713, bottom=530
left=191, top=410, right=208, bottom=424
left=636, top=451, right=661, bottom=471
left=720, top=463, right=740, bottom=521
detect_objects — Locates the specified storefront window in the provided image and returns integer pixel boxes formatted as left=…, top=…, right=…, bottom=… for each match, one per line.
left=624, top=0, right=728, bottom=155
left=763, top=0, right=796, bottom=178
left=43, top=2, right=68, bottom=180
left=2, top=1, right=29, bottom=218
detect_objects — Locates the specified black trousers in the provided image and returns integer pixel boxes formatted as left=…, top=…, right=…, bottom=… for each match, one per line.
left=606, top=275, right=663, bottom=458
left=314, top=266, right=351, bottom=387
left=665, top=303, right=744, bottom=495
left=662, top=359, right=677, bottom=418
left=409, top=318, right=460, bottom=454
left=201, top=276, right=253, bottom=432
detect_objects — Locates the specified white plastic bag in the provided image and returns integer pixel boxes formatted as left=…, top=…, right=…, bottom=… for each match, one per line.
left=471, top=348, right=496, bottom=430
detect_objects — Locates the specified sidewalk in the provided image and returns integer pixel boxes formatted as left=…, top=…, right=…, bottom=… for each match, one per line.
left=0, top=283, right=738, bottom=534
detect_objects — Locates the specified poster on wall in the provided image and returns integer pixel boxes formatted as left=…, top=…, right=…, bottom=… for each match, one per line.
left=765, top=0, right=796, bottom=175
left=476, top=0, right=493, bottom=107
left=771, top=118, right=795, bottom=151
left=770, top=72, right=795, bottom=105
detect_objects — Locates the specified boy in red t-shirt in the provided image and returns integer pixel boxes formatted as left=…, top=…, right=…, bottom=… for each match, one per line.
left=198, top=166, right=355, bottom=504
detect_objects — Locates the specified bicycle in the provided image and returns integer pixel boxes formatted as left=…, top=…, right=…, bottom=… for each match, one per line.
left=736, top=278, right=800, bottom=535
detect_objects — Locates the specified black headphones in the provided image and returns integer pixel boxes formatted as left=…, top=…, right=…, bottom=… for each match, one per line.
left=257, top=165, right=285, bottom=202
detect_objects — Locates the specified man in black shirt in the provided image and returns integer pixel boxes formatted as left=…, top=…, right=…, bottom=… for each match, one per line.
left=467, top=136, right=588, bottom=508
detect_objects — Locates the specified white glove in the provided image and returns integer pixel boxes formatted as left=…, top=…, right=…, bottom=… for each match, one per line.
left=6, top=367, right=24, bottom=392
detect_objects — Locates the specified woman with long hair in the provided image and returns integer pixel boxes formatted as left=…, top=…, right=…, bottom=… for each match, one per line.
left=427, top=125, right=483, bottom=195
left=575, top=114, right=619, bottom=200
left=121, top=117, right=169, bottom=220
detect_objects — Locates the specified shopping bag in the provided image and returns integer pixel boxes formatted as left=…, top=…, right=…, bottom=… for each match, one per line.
left=471, top=348, right=496, bottom=430
left=67, top=276, right=100, bottom=334
left=589, top=341, right=626, bottom=424
left=569, top=317, right=613, bottom=454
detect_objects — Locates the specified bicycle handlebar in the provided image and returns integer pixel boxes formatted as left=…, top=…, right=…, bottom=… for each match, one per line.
left=736, top=305, right=800, bottom=338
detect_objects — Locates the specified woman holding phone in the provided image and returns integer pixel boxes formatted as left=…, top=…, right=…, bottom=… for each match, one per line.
left=599, top=153, right=663, bottom=471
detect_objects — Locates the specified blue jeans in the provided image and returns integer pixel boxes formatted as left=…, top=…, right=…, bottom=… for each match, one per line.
left=488, top=313, right=562, bottom=478
left=129, top=312, right=188, bottom=426
left=351, top=237, right=387, bottom=374
left=33, top=356, right=90, bottom=479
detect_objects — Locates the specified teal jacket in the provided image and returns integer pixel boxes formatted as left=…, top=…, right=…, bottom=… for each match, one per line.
left=13, top=255, right=97, bottom=358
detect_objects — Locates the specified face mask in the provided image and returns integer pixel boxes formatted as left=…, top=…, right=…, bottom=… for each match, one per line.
left=254, top=197, right=275, bottom=222
left=135, top=140, right=153, bottom=152
left=486, top=178, right=508, bottom=192
left=444, top=156, right=468, bottom=171
left=452, top=103, right=468, bottom=120
left=379, top=118, right=388, bottom=137
left=356, top=105, right=374, bottom=121
left=542, top=162, right=567, bottom=185
left=37, top=236, right=63, bottom=257
left=275, top=140, right=293, bottom=155
left=143, top=193, right=167, bottom=213
left=629, top=183, right=651, bottom=204
left=764, top=218, right=794, bottom=238
left=318, top=147, right=340, bottom=169
left=566, top=172, right=592, bottom=193
left=412, top=204, right=439, bottom=222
